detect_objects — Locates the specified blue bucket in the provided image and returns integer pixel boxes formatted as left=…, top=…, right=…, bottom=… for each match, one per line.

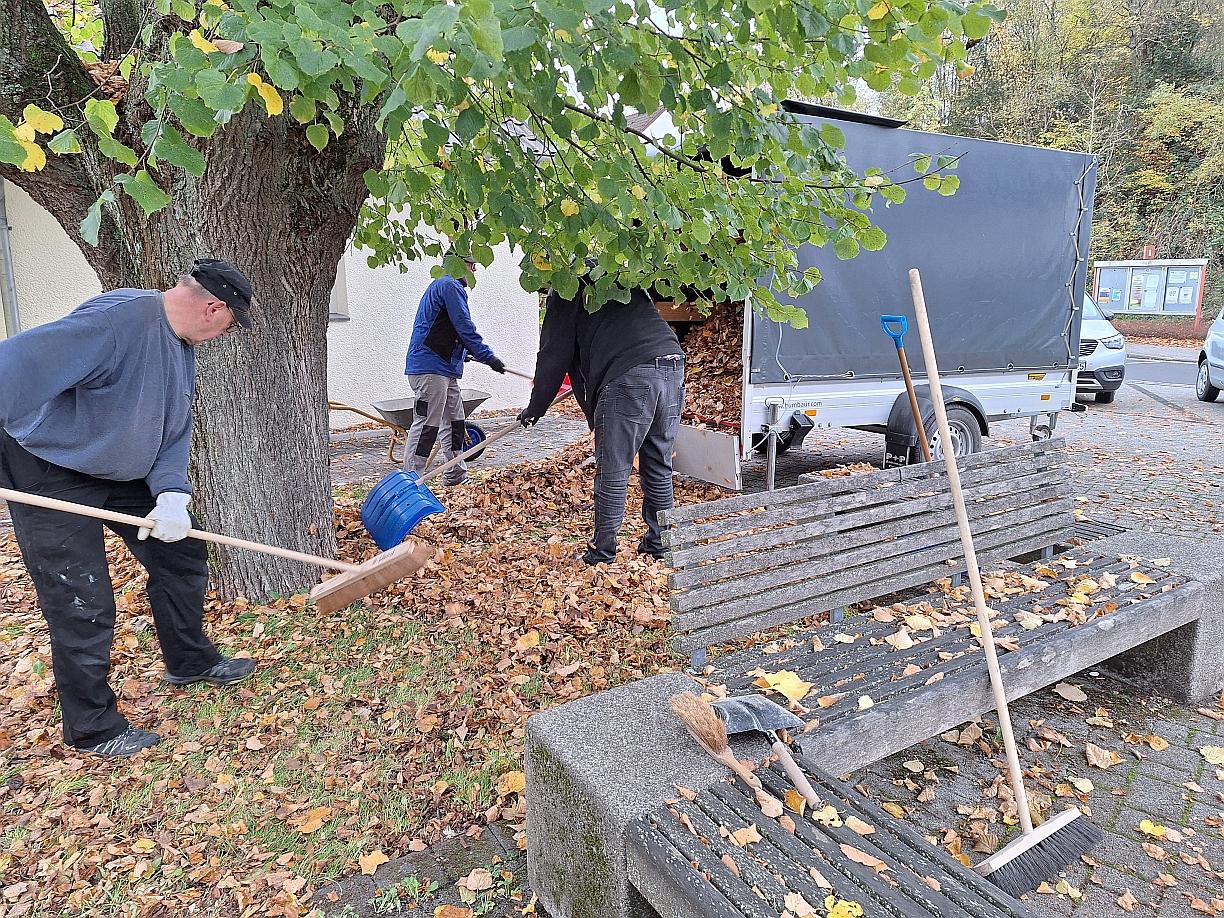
left=361, top=471, right=445, bottom=550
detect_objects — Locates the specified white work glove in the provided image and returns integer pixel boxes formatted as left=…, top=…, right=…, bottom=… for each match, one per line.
left=139, top=492, right=192, bottom=542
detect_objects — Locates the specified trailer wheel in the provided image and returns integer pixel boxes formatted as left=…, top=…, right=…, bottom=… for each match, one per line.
left=913, top=405, right=981, bottom=462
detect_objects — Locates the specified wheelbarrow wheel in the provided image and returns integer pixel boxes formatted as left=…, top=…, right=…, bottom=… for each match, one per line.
left=463, top=422, right=488, bottom=462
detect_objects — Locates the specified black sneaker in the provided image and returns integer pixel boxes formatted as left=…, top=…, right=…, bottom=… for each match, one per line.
left=164, top=656, right=257, bottom=687
left=82, top=726, right=160, bottom=758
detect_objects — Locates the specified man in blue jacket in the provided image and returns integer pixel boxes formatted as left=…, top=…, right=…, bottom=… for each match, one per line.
left=0, top=259, right=257, bottom=758
left=403, top=255, right=505, bottom=484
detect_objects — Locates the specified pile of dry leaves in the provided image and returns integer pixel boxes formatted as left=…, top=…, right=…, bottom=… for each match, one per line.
left=680, top=304, right=744, bottom=431
left=0, top=439, right=726, bottom=917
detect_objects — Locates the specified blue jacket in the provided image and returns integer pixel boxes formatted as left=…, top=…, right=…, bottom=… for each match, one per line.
left=405, top=276, right=497, bottom=378
left=0, top=289, right=195, bottom=495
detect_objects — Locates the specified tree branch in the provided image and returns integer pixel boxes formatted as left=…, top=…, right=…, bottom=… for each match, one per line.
left=0, top=0, right=128, bottom=285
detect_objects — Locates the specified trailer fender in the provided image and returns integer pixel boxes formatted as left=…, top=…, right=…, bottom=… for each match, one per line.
left=883, top=386, right=989, bottom=465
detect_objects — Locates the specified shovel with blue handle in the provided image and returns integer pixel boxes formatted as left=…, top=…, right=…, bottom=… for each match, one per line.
left=360, top=374, right=575, bottom=550
left=881, top=314, right=933, bottom=464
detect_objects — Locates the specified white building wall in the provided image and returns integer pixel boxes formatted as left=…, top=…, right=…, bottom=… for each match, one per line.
left=3, top=182, right=101, bottom=335
left=1, top=187, right=540, bottom=426
left=326, top=243, right=539, bottom=428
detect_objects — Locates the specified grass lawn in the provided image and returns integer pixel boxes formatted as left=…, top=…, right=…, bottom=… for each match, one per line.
left=0, top=441, right=721, bottom=917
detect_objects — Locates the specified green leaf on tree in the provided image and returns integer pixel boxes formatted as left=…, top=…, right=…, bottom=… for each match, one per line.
left=859, top=224, right=887, bottom=251
left=84, top=99, right=119, bottom=136
left=170, top=96, right=219, bottom=137
left=47, top=129, right=83, bottom=155
left=938, top=175, right=960, bottom=196
left=306, top=123, right=329, bottom=151
left=962, top=10, right=992, bottom=39
left=833, top=236, right=860, bottom=260
left=153, top=124, right=206, bottom=176
left=116, top=170, right=173, bottom=215
left=411, top=4, right=460, bottom=61
left=79, top=190, right=115, bottom=245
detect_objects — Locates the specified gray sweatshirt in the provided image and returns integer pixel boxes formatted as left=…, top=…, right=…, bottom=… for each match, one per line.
left=0, top=289, right=195, bottom=495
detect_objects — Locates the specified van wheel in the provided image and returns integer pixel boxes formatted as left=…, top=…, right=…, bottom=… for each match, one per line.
left=912, top=405, right=982, bottom=462
left=1095, top=391, right=1116, bottom=404
left=1197, top=361, right=1220, bottom=402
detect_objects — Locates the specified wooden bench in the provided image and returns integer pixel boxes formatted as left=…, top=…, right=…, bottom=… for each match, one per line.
left=525, top=442, right=1210, bottom=918
left=627, top=760, right=1036, bottom=918
left=661, top=440, right=1206, bottom=774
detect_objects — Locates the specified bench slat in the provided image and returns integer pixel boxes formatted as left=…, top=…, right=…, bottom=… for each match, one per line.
left=675, top=513, right=1070, bottom=633
left=669, top=467, right=1065, bottom=586
left=661, top=439, right=1061, bottom=526
left=708, top=559, right=1133, bottom=689
left=792, top=579, right=1204, bottom=774
left=672, top=491, right=1069, bottom=613
left=676, top=523, right=1074, bottom=651
left=666, top=453, right=1057, bottom=554
left=625, top=820, right=756, bottom=918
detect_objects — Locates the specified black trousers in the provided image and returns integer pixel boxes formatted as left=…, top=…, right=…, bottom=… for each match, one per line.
left=0, top=430, right=221, bottom=748
left=590, top=358, right=686, bottom=562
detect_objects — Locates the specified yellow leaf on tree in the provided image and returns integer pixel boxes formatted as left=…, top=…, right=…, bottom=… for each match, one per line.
left=560, top=198, right=580, bottom=217
left=531, top=252, right=553, bottom=272
left=18, top=140, right=46, bottom=172
left=246, top=75, right=284, bottom=116
left=189, top=29, right=219, bottom=53
left=867, top=1, right=891, bottom=19
left=426, top=48, right=450, bottom=65
left=630, top=184, right=647, bottom=200
left=751, top=669, right=813, bottom=703
left=359, top=849, right=389, bottom=875
left=21, top=104, right=63, bottom=136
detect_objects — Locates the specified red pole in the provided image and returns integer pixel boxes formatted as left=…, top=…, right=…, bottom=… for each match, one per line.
left=1194, top=264, right=1208, bottom=337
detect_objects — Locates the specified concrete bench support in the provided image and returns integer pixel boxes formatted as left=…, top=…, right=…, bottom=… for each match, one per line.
left=1093, top=530, right=1224, bottom=701
left=525, top=674, right=768, bottom=918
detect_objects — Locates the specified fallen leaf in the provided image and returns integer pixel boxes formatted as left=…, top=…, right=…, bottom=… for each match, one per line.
left=1130, top=571, right=1155, bottom=585
left=497, top=770, right=527, bottom=795
left=784, top=789, right=808, bottom=816
left=903, top=760, right=925, bottom=774
left=1053, top=682, right=1088, bottom=703
left=833, top=632, right=857, bottom=644
left=816, top=693, right=846, bottom=708
left=839, top=844, right=889, bottom=873
left=857, top=696, right=874, bottom=711
left=1086, top=743, right=1122, bottom=769
left=359, top=849, right=389, bottom=876
left=752, top=669, right=813, bottom=703
left=1139, top=819, right=1167, bottom=839
left=1142, top=842, right=1169, bottom=861
left=783, top=891, right=816, bottom=917
left=1071, top=777, right=1094, bottom=793
left=458, top=867, right=493, bottom=892
left=434, top=907, right=474, bottom=918
left=1201, top=747, right=1224, bottom=766
left=1117, top=890, right=1138, bottom=912
left=721, top=853, right=741, bottom=877
left=730, top=824, right=762, bottom=846
left=812, top=805, right=843, bottom=827
left=1153, top=873, right=1178, bottom=887
left=514, top=630, right=541, bottom=652
left=845, top=815, right=876, bottom=836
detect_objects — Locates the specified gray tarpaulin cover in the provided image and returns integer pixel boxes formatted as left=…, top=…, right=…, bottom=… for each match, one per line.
left=750, top=115, right=1097, bottom=384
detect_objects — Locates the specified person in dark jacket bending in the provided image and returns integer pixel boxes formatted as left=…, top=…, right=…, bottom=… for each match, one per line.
left=0, top=259, right=257, bottom=759
left=403, top=255, right=505, bottom=485
left=518, top=282, right=685, bottom=564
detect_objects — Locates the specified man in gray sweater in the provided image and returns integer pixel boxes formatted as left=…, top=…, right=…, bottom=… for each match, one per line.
left=0, top=259, right=257, bottom=758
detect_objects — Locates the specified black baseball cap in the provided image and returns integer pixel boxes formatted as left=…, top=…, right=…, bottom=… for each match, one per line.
left=190, top=258, right=254, bottom=328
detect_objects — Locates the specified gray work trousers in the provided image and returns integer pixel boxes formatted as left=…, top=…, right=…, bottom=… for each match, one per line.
left=403, top=373, right=468, bottom=483
left=590, top=357, right=685, bottom=562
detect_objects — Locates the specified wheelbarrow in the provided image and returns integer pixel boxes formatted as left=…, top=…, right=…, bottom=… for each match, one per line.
left=328, top=389, right=492, bottom=465
left=370, top=388, right=492, bottom=465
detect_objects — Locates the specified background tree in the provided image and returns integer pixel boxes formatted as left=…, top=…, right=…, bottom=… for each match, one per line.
left=883, top=0, right=1223, bottom=317
left=1, top=0, right=997, bottom=597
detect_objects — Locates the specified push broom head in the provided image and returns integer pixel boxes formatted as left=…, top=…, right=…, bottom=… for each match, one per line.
left=670, top=692, right=729, bottom=759
left=974, top=807, right=1104, bottom=899
left=308, top=539, right=435, bottom=613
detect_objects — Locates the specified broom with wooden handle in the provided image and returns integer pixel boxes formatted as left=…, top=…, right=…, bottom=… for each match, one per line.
left=908, top=268, right=1101, bottom=897
left=0, top=487, right=433, bottom=614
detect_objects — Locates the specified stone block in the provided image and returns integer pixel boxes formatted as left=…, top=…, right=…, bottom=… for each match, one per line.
left=524, top=673, right=768, bottom=918
left=1094, top=531, right=1223, bottom=702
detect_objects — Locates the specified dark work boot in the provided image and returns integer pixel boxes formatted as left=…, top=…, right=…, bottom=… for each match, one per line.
left=164, top=656, right=256, bottom=687
left=81, top=726, right=161, bottom=758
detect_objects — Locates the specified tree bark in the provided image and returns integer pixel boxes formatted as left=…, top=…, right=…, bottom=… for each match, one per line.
left=1, top=0, right=386, bottom=599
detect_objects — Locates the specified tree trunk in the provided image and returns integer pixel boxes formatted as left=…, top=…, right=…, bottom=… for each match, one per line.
left=1, top=29, right=384, bottom=598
